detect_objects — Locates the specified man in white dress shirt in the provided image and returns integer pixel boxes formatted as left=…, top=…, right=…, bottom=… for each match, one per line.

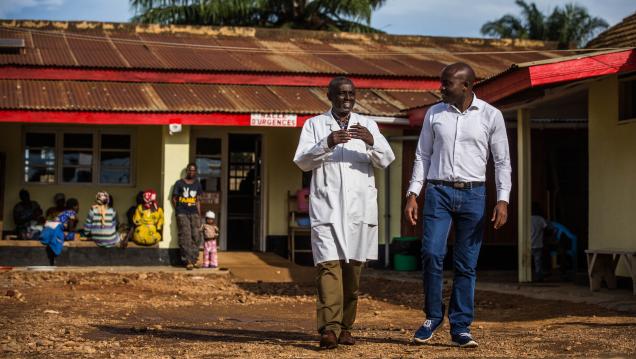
left=404, top=63, right=511, bottom=348
left=294, top=77, right=395, bottom=349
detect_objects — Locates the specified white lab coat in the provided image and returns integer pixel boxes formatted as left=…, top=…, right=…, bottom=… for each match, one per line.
left=293, top=111, right=395, bottom=264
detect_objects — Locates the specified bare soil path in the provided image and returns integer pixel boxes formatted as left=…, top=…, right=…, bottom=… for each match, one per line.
left=1, top=269, right=635, bottom=358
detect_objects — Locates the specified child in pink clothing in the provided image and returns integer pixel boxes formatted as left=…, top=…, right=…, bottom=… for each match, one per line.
left=202, top=211, right=219, bottom=268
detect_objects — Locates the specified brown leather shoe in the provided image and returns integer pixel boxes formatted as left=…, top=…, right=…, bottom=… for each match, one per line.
left=338, top=330, right=355, bottom=345
left=319, top=330, right=338, bottom=349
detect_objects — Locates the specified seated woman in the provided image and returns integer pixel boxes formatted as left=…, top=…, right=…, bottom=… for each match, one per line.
left=131, top=189, right=164, bottom=246
left=84, top=191, right=120, bottom=247
left=40, top=198, right=79, bottom=257
left=13, top=189, right=42, bottom=239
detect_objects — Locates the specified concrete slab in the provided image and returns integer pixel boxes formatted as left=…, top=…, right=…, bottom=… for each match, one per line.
left=3, top=252, right=315, bottom=283
left=217, top=252, right=314, bottom=283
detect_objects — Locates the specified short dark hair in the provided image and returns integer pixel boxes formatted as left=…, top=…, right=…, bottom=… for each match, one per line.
left=328, top=76, right=354, bottom=95
left=186, top=162, right=197, bottom=170
left=442, top=62, right=476, bottom=87
left=66, top=198, right=79, bottom=210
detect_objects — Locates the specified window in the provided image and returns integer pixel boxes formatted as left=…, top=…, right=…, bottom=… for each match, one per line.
left=62, top=133, right=93, bottom=183
left=24, top=132, right=56, bottom=183
left=619, top=75, right=636, bottom=122
left=100, top=134, right=131, bottom=184
left=24, top=129, right=133, bottom=185
left=195, top=138, right=222, bottom=192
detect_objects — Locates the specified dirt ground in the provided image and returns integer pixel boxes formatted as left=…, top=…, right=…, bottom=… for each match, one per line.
left=1, top=269, right=635, bottom=358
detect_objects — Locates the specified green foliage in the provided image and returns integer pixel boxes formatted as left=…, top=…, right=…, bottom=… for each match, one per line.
left=480, top=0, right=609, bottom=48
left=130, top=0, right=386, bottom=33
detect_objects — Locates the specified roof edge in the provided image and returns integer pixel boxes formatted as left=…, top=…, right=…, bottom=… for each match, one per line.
left=0, top=19, right=559, bottom=49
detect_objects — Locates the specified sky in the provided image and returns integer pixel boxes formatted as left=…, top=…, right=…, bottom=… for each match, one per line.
left=1, top=0, right=635, bottom=38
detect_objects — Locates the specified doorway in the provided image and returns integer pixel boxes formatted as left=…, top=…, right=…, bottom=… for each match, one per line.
left=227, top=134, right=262, bottom=251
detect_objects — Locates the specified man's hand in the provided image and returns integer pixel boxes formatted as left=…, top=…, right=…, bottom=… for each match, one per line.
left=404, top=195, right=418, bottom=226
left=491, top=201, right=508, bottom=229
left=327, top=130, right=351, bottom=148
left=348, top=124, right=374, bottom=146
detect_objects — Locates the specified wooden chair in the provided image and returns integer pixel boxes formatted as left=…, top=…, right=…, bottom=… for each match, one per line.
left=287, top=191, right=311, bottom=263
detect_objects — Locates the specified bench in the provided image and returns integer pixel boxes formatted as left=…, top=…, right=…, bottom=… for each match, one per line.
left=0, top=239, right=151, bottom=248
left=585, top=249, right=636, bottom=295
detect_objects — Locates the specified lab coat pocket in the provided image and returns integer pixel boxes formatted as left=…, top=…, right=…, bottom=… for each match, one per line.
left=364, top=187, right=379, bottom=226
left=309, top=187, right=337, bottom=226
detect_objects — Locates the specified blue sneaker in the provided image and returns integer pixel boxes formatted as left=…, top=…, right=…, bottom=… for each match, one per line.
left=412, top=319, right=443, bottom=344
left=451, top=332, right=478, bottom=348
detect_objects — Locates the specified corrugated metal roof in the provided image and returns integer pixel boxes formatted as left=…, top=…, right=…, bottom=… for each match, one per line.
left=0, top=20, right=565, bottom=78
left=474, top=48, right=631, bottom=89
left=587, top=12, right=636, bottom=49
left=0, top=79, right=439, bottom=117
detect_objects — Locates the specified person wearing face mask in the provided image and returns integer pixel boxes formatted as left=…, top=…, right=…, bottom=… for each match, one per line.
left=294, top=76, right=395, bottom=349
left=405, top=62, right=511, bottom=348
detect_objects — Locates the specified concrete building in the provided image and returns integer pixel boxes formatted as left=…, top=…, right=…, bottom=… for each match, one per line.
left=0, top=20, right=566, bottom=266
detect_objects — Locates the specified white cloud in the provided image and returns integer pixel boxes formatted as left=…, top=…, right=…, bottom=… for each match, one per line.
left=0, top=0, right=65, bottom=18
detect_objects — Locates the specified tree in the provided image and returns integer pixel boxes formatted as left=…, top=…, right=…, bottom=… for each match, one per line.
left=480, top=0, right=608, bottom=48
left=130, top=0, right=387, bottom=33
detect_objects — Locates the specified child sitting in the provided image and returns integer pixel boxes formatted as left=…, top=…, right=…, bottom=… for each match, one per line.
left=201, top=211, right=219, bottom=268
left=40, top=198, right=79, bottom=259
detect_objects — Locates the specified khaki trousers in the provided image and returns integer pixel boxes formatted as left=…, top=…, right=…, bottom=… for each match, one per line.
left=316, top=260, right=363, bottom=337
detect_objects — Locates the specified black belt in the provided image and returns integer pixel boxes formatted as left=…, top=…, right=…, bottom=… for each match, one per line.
left=428, top=180, right=485, bottom=189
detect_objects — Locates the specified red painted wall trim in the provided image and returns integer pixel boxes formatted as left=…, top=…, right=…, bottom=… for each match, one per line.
left=0, top=110, right=314, bottom=127
left=0, top=110, right=409, bottom=129
left=0, top=66, right=440, bottom=90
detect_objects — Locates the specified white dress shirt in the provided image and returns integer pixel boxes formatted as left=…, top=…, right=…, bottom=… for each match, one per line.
left=407, top=94, right=512, bottom=202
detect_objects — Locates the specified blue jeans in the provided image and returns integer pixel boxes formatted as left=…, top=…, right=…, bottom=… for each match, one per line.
left=421, top=182, right=486, bottom=335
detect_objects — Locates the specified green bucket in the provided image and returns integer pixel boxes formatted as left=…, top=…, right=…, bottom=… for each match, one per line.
left=393, top=253, right=417, bottom=271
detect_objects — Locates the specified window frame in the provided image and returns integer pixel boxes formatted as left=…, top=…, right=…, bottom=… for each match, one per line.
left=98, top=133, right=135, bottom=186
left=618, top=73, right=636, bottom=124
left=60, top=130, right=96, bottom=185
left=23, top=129, right=57, bottom=184
left=22, top=127, right=135, bottom=187
left=192, top=136, right=223, bottom=192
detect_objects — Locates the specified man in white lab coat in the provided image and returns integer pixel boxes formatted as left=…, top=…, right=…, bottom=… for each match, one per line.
left=294, top=77, right=395, bottom=349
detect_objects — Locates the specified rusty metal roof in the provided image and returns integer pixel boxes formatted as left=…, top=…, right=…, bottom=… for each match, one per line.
left=0, top=20, right=565, bottom=78
left=587, top=12, right=636, bottom=49
left=0, top=79, right=439, bottom=117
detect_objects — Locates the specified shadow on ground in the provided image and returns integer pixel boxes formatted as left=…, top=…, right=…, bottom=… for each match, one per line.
left=93, top=325, right=410, bottom=351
